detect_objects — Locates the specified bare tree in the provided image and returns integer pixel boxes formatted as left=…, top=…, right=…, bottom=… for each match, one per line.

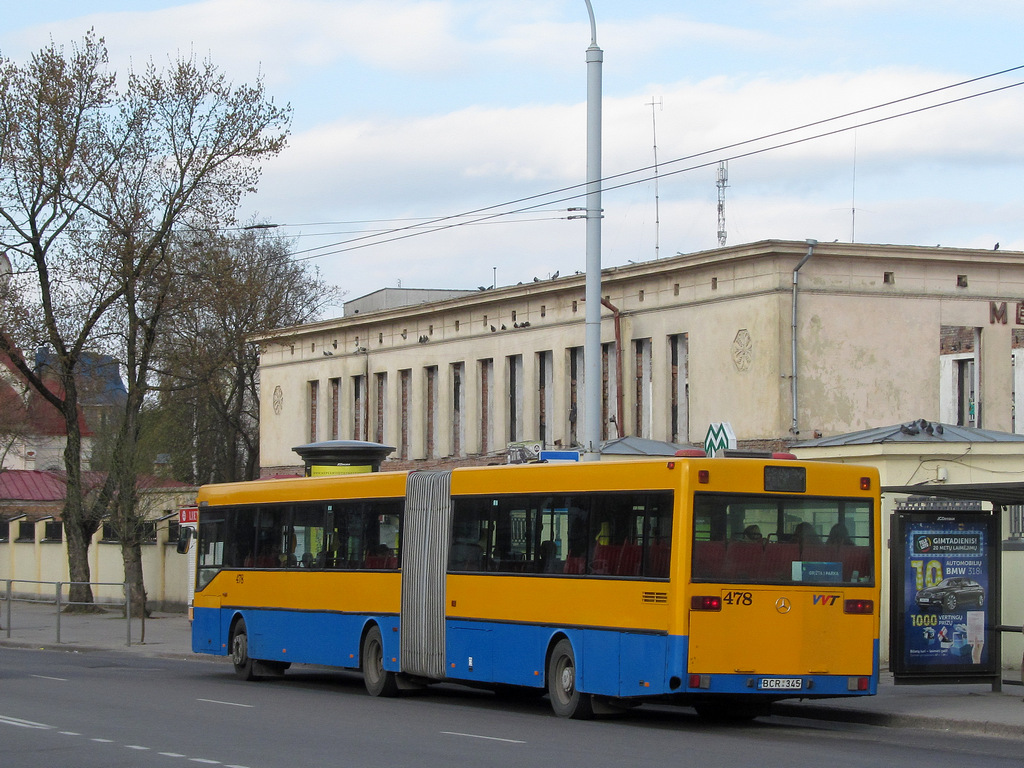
left=153, top=227, right=339, bottom=484
left=0, top=32, right=291, bottom=612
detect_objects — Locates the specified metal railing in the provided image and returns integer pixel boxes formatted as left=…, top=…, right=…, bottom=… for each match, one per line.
left=3, top=579, right=133, bottom=646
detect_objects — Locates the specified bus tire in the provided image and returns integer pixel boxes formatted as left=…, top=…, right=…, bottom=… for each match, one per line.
left=362, top=625, right=398, bottom=697
left=230, top=620, right=258, bottom=681
left=547, top=639, right=593, bottom=719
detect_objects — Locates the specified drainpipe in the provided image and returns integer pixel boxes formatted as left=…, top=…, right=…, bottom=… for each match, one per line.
left=601, top=298, right=625, bottom=438
left=790, top=239, right=817, bottom=435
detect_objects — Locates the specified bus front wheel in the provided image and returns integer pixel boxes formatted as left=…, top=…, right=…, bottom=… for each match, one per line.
left=362, top=625, right=399, bottom=697
left=230, top=620, right=257, bottom=681
left=547, top=639, right=594, bottom=719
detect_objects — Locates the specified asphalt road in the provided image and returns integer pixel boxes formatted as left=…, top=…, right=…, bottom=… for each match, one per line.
left=1, top=647, right=1020, bottom=768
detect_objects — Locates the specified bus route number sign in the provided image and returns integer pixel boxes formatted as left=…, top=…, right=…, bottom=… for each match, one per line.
left=722, top=591, right=753, bottom=606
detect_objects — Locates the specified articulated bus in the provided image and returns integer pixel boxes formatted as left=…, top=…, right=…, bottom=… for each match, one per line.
left=185, top=451, right=880, bottom=718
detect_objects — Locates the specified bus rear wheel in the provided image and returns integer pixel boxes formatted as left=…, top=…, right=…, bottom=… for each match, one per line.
left=230, top=620, right=257, bottom=681
left=547, top=639, right=593, bottom=719
left=362, top=625, right=398, bottom=697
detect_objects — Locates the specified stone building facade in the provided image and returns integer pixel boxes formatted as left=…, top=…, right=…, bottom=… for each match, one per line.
left=256, top=239, right=1024, bottom=474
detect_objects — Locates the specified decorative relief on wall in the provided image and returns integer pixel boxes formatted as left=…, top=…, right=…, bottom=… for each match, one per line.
left=732, top=329, right=753, bottom=372
left=273, top=385, right=284, bottom=415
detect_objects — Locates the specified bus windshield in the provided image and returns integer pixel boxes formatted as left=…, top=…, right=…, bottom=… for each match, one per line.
left=692, top=492, right=873, bottom=586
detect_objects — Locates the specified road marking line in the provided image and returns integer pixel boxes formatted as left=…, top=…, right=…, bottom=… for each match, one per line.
left=197, top=698, right=255, bottom=708
left=31, top=674, right=68, bottom=681
left=159, top=752, right=187, bottom=758
left=59, top=731, right=80, bottom=736
left=0, top=715, right=53, bottom=729
left=440, top=731, right=526, bottom=744
left=188, top=759, right=221, bottom=764
left=91, top=738, right=115, bottom=743
left=126, top=745, right=151, bottom=750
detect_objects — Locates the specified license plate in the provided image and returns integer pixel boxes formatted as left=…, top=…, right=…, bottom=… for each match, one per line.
left=758, top=677, right=803, bottom=690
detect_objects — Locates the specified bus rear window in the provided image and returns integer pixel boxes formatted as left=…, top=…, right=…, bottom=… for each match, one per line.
left=692, top=492, right=873, bottom=586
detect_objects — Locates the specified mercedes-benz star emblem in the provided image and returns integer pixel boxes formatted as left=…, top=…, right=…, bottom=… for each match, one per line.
left=775, top=597, right=792, bottom=614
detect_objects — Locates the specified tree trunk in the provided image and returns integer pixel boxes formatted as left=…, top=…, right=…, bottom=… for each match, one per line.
left=122, top=541, right=148, bottom=618
left=60, top=379, right=99, bottom=608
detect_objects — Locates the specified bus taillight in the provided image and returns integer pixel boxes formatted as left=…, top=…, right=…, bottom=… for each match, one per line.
left=847, top=676, right=870, bottom=691
left=844, top=599, right=874, bottom=614
left=860, top=476, right=872, bottom=490
left=688, top=674, right=711, bottom=689
left=691, top=595, right=722, bottom=611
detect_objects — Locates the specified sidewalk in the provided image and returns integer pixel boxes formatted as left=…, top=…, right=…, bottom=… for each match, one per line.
left=1, top=600, right=1020, bottom=738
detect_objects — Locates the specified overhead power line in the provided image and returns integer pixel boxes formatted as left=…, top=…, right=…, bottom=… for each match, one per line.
left=283, top=66, right=1024, bottom=262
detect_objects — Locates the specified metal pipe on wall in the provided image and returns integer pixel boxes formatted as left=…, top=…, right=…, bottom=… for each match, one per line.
left=790, top=239, right=817, bottom=435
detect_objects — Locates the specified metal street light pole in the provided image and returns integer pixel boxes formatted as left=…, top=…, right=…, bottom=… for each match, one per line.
left=582, top=0, right=603, bottom=461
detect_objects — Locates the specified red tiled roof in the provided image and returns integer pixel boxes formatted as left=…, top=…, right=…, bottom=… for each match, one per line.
left=0, top=470, right=67, bottom=502
left=0, top=470, right=192, bottom=503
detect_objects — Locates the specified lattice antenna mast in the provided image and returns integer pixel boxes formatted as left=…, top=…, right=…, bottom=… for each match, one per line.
left=717, top=160, right=729, bottom=247
left=647, top=97, right=662, bottom=259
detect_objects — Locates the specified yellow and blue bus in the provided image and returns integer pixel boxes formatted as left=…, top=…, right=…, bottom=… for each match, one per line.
left=185, top=449, right=880, bottom=718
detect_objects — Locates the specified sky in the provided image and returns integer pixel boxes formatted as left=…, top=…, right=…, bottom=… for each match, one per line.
left=4, top=1, right=1024, bottom=316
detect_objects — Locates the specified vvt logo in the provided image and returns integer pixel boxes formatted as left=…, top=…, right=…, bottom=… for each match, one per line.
left=813, top=594, right=840, bottom=606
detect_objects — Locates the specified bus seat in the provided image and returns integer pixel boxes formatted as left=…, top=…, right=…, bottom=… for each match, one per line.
left=840, top=545, right=871, bottom=581
left=616, top=543, right=642, bottom=576
left=723, top=540, right=763, bottom=580
left=563, top=556, right=586, bottom=574
left=648, top=543, right=670, bottom=578
left=692, top=540, right=726, bottom=579
left=590, top=544, right=619, bottom=574
left=800, top=544, right=835, bottom=564
left=759, top=542, right=798, bottom=581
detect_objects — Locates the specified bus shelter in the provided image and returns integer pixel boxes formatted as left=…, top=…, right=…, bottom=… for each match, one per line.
left=882, top=481, right=1023, bottom=689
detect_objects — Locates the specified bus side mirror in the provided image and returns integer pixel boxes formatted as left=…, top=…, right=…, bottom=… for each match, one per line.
left=176, top=526, right=195, bottom=554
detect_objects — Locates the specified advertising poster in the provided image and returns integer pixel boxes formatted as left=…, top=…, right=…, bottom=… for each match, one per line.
left=891, top=512, right=999, bottom=681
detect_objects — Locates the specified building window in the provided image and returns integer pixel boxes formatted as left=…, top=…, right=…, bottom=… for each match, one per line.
left=538, top=351, right=553, bottom=447
left=17, top=521, right=35, bottom=542
left=308, top=380, right=319, bottom=442
left=670, top=333, right=690, bottom=444
left=425, top=366, right=438, bottom=459
left=601, top=342, right=617, bottom=440
left=330, top=378, right=341, bottom=440
left=353, top=374, right=367, bottom=441
left=634, top=338, right=653, bottom=438
left=508, top=355, right=523, bottom=443
left=101, top=522, right=118, bottom=543
left=479, top=359, right=494, bottom=454
left=939, top=326, right=980, bottom=427
left=883, top=271, right=895, bottom=285
left=399, top=369, right=411, bottom=460
left=569, top=347, right=584, bottom=447
left=43, top=520, right=63, bottom=542
left=375, top=372, right=388, bottom=445
left=452, top=362, right=465, bottom=456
